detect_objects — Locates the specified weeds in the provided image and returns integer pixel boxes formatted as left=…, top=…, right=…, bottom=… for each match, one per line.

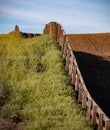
left=0, top=34, right=93, bottom=130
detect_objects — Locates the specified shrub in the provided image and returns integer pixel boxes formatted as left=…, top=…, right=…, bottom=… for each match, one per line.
left=0, top=35, right=93, bottom=130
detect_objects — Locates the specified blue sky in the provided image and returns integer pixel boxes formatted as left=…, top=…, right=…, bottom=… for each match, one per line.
left=0, top=0, right=110, bottom=34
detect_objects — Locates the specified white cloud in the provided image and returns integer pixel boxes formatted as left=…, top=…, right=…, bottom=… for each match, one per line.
left=0, top=0, right=110, bottom=33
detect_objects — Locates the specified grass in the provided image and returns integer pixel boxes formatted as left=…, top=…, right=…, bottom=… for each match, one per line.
left=0, top=33, right=93, bottom=130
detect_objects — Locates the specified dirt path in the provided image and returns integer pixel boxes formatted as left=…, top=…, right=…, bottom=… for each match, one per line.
left=67, top=33, right=110, bottom=118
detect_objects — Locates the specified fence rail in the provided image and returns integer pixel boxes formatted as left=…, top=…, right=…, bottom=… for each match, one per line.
left=43, top=22, right=110, bottom=130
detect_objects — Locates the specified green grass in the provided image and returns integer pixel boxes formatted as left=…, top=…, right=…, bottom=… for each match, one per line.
left=0, top=34, right=93, bottom=130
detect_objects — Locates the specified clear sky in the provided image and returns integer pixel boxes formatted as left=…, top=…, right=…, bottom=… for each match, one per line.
left=0, top=0, right=110, bottom=34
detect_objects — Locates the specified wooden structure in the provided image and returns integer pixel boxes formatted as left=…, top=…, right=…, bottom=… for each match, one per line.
left=43, top=22, right=110, bottom=130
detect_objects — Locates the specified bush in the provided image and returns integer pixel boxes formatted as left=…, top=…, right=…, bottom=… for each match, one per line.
left=0, top=35, right=93, bottom=130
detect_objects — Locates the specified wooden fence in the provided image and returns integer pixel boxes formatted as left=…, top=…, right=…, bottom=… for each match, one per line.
left=43, top=22, right=110, bottom=130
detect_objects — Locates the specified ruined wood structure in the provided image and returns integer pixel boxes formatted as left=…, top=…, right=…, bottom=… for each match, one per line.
left=43, top=22, right=110, bottom=130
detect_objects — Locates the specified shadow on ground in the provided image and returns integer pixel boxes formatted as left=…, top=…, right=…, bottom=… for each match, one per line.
left=74, top=51, right=110, bottom=118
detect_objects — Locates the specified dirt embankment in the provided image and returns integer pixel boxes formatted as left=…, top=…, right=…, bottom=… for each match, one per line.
left=67, top=33, right=110, bottom=118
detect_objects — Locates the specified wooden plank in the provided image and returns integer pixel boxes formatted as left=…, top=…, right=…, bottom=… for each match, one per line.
left=57, top=24, right=61, bottom=41
left=105, top=120, right=110, bottom=130
left=69, top=56, right=74, bottom=63
left=68, top=62, right=73, bottom=76
left=71, top=65, right=77, bottom=85
left=68, top=57, right=74, bottom=76
left=78, top=82, right=83, bottom=103
left=98, top=114, right=104, bottom=130
left=67, top=42, right=72, bottom=50
left=59, top=37, right=62, bottom=47
left=49, top=22, right=53, bottom=36
left=62, top=35, right=66, bottom=52
left=65, top=49, right=71, bottom=71
left=63, top=40, right=68, bottom=59
left=75, top=74, right=79, bottom=91
left=86, top=99, right=92, bottom=120
left=92, top=106, right=98, bottom=126
left=82, top=90, right=87, bottom=109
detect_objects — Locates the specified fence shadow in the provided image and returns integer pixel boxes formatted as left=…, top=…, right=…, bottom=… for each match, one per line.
left=74, top=51, right=110, bottom=118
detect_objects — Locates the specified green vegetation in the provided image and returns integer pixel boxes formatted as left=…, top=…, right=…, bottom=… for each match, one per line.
left=0, top=34, right=93, bottom=130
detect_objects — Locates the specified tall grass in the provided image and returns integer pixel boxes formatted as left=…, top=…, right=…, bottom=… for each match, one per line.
left=0, top=34, right=93, bottom=130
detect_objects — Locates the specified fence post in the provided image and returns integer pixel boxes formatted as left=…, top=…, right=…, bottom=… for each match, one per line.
left=65, top=49, right=70, bottom=72
left=78, top=82, right=83, bottom=103
left=68, top=56, right=74, bottom=76
left=63, top=40, right=68, bottom=59
left=98, top=114, right=104, bottom=130
left=57, top=24, right=61, bottom=42
left=86, top=99, right=92, bottom=120
left=61, top=34, right=66, bottom=53
left=48, top=22, right=58, bottom=41
left=82, top=90, right=87, bottom=109
left=105, top=120, right=110, bottom=130
left=75, top=74, right=79, bottom=91
left=71, top=65, right=77, bottom=85
left=92, top=106, right=98, bottom=126
left=46, top=24, right=49, bottom=34
left=49, top=22, right=52, bottom=36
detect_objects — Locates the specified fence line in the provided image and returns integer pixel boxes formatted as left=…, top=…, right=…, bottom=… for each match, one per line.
left=43, top=22, right=110, bottom=130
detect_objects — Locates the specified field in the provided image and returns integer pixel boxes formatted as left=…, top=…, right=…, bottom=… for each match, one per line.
left=67, top=33, right=110, bottom=118
left=0, top=33, right=93, bottom=130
